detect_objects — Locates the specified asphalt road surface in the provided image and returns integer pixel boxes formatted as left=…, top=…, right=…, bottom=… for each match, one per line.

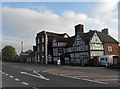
left=2, top=62, right=120, bottom=89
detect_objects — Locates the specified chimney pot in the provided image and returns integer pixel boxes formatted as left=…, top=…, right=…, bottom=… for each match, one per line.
left=102, top=28, right=109, bottom=35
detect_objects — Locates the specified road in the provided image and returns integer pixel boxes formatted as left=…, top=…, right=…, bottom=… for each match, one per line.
left=2, top=62, right=120, bottom=89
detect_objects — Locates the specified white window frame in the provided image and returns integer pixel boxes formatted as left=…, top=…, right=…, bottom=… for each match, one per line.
left=108, top=46, right=112, bottom=52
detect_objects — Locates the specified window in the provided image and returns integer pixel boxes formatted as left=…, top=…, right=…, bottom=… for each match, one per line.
left=38, top=38, right=40, bottom=44
left=108, top=46, right=112, bottom=52
left=37, top=54, right=40, bottom=62
left=42, top=44, right=44, bottom=52
left=105, top=58, right=107, bottom=61
left=101, top=58, right=104, bottom=61
left=42, top=36, right=44, bottom=43
left=37, top=45, right=39, bottom=52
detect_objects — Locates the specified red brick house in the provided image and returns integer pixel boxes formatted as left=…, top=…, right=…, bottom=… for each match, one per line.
left=97, top=28, right=119, bottom=56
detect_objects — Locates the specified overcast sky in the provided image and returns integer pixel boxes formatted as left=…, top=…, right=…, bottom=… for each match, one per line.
left=1, top=0, right=119, bottom=54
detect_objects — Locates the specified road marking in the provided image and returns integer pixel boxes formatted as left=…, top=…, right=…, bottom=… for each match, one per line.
left=24, top=68, right=33, bottom=71
left=21, top=82, right=29, bottom=86
left=14, top=66, right=19, bottom=68
left=2, top=72, right=5, bottom=74
left=95, top=79, right=118, bottom=81
left=33, top=70, right=50, bottom=80
left=15, top=78, right=20, bottom=81
left=9, top=76, right=14, bottom=78
left=5, top=74, right=8, bottom=76
left=43, top=69, right=55, bottom=73
left=20, top=71, right=49, bottom=81
left=53, top=73, right=108, bottom=85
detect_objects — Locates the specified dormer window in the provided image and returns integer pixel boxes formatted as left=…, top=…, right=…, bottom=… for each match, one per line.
left=108, top=46, right=112, bottom=52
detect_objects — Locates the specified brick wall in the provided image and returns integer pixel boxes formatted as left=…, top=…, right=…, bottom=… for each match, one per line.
left=104, top=43, right=118, bottom=55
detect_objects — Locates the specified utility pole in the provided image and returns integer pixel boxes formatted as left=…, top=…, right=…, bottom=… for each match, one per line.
left=21, top=42, right=23, bottom=53
left=21, top=42, right=23, bottom=62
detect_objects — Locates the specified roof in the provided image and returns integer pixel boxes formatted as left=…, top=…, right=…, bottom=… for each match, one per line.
left=66, top=36, right=75, bottom=47
left=36, top=29, right=118, bottom=47
left=37, top=30, right=69, bottom=38
left=96, top=31, right=118, bottom=43
left=79, top=30, right=118, bottom=44
left=66, top=30, right=118, bottom=47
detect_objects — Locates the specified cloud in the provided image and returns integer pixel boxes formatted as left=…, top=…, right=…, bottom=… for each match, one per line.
left=2, top=37, right=33, bottom=54
left=2, top=1, right=119, bottom=53
left=92, top=0, right=118, bottom=40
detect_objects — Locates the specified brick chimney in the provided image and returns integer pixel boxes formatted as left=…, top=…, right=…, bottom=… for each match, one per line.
left=75, top=24, right=84, bottom=35
left=102, top=28, right=109, bottom=35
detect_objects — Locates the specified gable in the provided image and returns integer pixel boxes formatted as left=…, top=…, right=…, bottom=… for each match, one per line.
left=73, top=34, right=85, bottom=46
left=64, top=34, right=69, bottom=38
left=90, top=32, right=102, bottom=43
left=52, top=38, right=57, bottom=47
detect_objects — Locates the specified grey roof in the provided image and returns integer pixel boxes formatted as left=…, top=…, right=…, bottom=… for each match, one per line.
left=37, top=30, right=69, bottom=38
left=96, top=31, right=118, bottom=43
left=66, top=36, right=75, bottom=47
left=79, top=30, right=118, bottom=44
left=37, top=29, right=118, bottom=47
left=66, top=30, right=118, bottom=47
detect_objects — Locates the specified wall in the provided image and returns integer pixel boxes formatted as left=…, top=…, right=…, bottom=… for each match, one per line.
left=104, top=43, right=118, bottom=55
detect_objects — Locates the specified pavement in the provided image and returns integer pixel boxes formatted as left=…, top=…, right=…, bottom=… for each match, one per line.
left=1, top=62, right=120, bottom=89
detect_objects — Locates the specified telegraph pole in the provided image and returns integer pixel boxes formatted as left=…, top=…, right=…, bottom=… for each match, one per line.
left=21, top=42, right=23, bottom=53
left=21, top=42, right=23, bottom=62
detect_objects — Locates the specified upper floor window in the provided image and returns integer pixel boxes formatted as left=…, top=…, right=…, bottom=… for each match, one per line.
left=38, top=38, right=40, bottom=44
left=42, top=36, right=44, bottom=43
left=108, top=46, right=112, bottom=52
left=37, top=45, right=40, bottom=52
left=42, top=44, right=44, bottom=52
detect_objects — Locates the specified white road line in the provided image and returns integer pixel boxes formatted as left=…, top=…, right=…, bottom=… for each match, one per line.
left=15, top=78, right=20, bottom=81
left=56, top=74, right=108, bottom=85
left=24, top=68, right=33, bottom=71
left=14, top=66, right=19, bottom=68
left=20, top=71, right=50, bottom=81
left=33, top=70, right=50, bottom=80
left=5, top=74, right=8, bottom=76
left=43, top=69, right=54, bottom=73
left=21, top=82, right=29, bottom=86
left=9, top=76, right=14, bottom=78
left=95, top=79, right=118, bottom=81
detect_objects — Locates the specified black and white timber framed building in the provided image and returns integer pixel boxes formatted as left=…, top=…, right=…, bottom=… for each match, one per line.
left=35, top=24, right=118, bottom=65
